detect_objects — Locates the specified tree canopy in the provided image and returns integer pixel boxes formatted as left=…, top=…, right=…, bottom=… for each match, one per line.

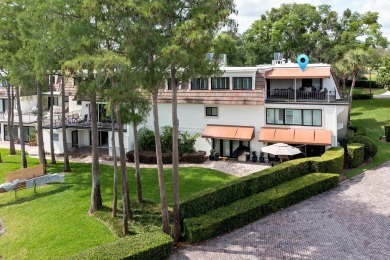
left=242, top=3, right=388, bottom=65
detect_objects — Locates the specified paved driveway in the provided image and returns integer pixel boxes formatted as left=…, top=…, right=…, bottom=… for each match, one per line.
left=171, top=162, right=390, bottom=260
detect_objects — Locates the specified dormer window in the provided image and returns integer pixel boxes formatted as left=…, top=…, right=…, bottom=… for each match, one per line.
left=233, top=77, right=252, bottom=90
left=211, top=77, right=229, bottom=90
left=191, top=78, right=208, bottom=90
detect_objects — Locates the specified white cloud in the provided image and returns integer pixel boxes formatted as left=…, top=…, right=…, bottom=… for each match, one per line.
left=234, top=0, right=390, bottom=40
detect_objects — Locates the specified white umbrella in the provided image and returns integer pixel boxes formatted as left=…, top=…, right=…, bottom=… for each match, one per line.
left=261, top=143, right=301, bottom=156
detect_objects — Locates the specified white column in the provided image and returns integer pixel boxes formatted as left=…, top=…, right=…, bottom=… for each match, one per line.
left=294, top=78, right=297, bottom=102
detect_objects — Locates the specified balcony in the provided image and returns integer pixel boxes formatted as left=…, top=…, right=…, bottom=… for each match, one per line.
left=0, top=111, right=38, bottom=124
left=266, top=89, right=350, bottom=103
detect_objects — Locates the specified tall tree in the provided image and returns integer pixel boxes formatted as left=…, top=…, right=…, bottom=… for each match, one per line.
left=49, top=75, right=56, bottom=164
left=15, top=85, right=27, bottom=168
left=6, top=81, right=16, bottom=154
left=242, top=4, right=388, bottom=65
left=161, top=0, right=236, bottom=244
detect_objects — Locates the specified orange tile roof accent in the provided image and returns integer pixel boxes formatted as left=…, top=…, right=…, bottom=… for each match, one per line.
left=259, top=127, right=331, bottom=146
left=265, top=67, right=331, bottom=79
left=202, top=125, right=255, bottom=141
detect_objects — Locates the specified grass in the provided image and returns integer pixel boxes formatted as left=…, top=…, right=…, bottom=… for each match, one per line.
left=0, top=150, right=236, bottom=259
left=347, top=99, right=390, bottom=178
left=345, top=86, right=387, bottom=95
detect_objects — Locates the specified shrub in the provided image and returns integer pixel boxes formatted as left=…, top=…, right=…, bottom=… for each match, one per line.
left=179, top=131, right=200, bottom=155
left=180, top=147, right=344, bottom=220
left=63, top=232, right=172, bottom=260
left=160, top=126, right=173, bottom=153
left=126, top=150, right=134, bottom=162
left=138, top=151, right=172, bottom=164
left=183, top=173, right=339, bottom=243
left=138, top=127, right=156, bottom=152
left=385, top=126, right=390, bottom=142
left=311, top=147, right=344, bottom=174
left=347, top=143, right=364, bottom=168
left=346, top=135, right=377, bottom=160
left=180, top=151, right=207, bottom=163
left=352, top=93, right=373, bottom=100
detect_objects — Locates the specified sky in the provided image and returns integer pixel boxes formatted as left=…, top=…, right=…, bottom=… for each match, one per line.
left=233, top=0, right=390, bottom=40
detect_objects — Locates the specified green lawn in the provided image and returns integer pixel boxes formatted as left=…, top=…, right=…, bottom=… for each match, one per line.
left=345, top=86, right=387, bottom=95
left=347, top=99, right=390, bottom=178
left=0, top=150, right=236, bottom=259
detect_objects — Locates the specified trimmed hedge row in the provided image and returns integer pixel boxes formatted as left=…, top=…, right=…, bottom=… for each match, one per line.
left=352, top=93, right=373, bottom=99
left=183, top=173, right=339, bottom=243
left=347, top=143, right=364, bottom=168
left=346, top=135, right=377, bottom=160
left=385, top=126, right=390, bottom=142
left=126, top=150, right=207, bottom=164
left=180, top=147, right=344, bottom=219
left=62, top=232, right=172, bottom=260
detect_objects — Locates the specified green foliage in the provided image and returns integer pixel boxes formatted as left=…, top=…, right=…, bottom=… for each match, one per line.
left=180, top=152, right=208, bottom=164
left=346, top=134, right=378, bottom=160
left=242, top=3, right=388, bottom=65
left=180, top=147, right=344, bottom=219
left=138, top=127, right=156, bottom=152
left=376, top=68, right=390, bottom=90
left=352, top=93, right=373, bottom=99
left=347, top=143, right=365, bottom=168
left=385, top=126, right=390, bottom=142
left=62, top=232, right=172, bottom=260
left=179, top=131, right=200, bottom=155
left=183, top=173, right=339, bottom=243
left=160, top=126, right=173, bottom=153
left=311, top=147, right=345, bottom=174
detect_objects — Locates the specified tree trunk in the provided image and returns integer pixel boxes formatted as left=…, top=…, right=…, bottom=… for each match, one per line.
left=16, top=86, right=27, bottom=168
left=7, top=83, right=15, bottom=155
left=36, top=82, right=46, bottom=173
left=347, top=72, right=357, bottom=126
left=132, top=121, right=143, bottom=203
left=111, top=110, right=118, bottom=217
left=49, top=80, right=56, bottom=164
left=171, top=67, right=181, bottom=244
left=61, top=73, right=71, bottom=172
left=89, top=91, right=102, bottom=213
left=116, top=103, right=133, bottom=236
left=152, top=90, right=170, bottom=234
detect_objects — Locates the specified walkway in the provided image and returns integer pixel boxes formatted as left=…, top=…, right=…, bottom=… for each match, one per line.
left=373, top=90, right=390, bottom=99
left=171, top=162, right=390, bottom=260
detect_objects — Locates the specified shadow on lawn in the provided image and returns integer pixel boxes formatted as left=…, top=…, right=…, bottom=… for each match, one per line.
left=0, top=185, right=72, bottom=208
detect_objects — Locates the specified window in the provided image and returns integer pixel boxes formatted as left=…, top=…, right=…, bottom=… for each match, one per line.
left=167, top=78, right=179, bottom=90
left=211, top=77, right=229, bottom=90
left=4, top=125, right=19, bottom=141
left=233, top=77, right=252, bottom=90
left=77, top=100, right=82, bottom=105
left=53, top=133, right=59, bottom=141
left=191, top=78, right=208, bottom=90
left=266, top=108, right=322, bottom=126
left=266, top=108, right=284, bottom=125
left=205, top=107, right=218, bottom=117
left=285, top=109, right=302, bottom=125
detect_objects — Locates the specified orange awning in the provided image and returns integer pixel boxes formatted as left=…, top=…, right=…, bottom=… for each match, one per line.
left=265, top=67, right=331, bottom=79
left=202, top=125, right=255, bottom=141
left=259, top=127, right=331, bottom=146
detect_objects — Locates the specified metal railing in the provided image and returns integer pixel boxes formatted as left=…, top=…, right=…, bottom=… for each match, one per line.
left=266, top=90, right=350, bottom=103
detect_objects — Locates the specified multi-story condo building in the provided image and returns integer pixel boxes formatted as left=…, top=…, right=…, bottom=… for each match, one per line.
left=2, top=56, right=349, bottom=159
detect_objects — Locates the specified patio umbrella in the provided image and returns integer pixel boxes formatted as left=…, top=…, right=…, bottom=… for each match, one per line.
left=261, top=143, right=301, bottom=156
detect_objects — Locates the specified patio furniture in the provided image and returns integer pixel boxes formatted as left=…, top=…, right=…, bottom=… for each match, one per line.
left=261, top=143, right=301, bottom=158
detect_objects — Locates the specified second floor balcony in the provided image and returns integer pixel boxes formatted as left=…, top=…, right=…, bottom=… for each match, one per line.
left=266, top=89, right=350, bottom=103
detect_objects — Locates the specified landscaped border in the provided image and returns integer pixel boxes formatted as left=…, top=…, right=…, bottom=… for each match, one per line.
left=180, top=147, right=344, bottom=220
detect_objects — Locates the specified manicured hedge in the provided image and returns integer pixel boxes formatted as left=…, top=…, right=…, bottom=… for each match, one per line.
left=385, top=126, right=390, bottom=142
left=62, top=232, right=172, bottom=260
left=183, top=173, right=339, bottom=243
left=347, top=143, right=364, bottom=168
left=180, top=151, right=208, bottom=163
left=180, top=147, right=344, bottom=220
left=346, top=135, right=377, bottom=160
left=311, top=147, right=344, bottom=174
left=352, top=93, right=373, bottom=99
left=126, top=150, right=173, bottom=164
